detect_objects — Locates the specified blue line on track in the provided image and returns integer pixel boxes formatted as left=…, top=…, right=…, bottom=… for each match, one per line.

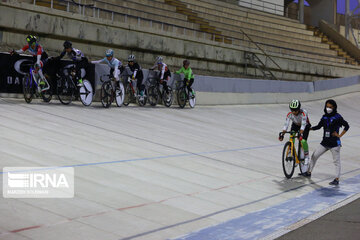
left=175, top=174, right=360, bottom=240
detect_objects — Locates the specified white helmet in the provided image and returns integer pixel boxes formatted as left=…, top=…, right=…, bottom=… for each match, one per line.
left=156, top=56, right=163, bottom=64
left=128, top=54, right=135, bottom=62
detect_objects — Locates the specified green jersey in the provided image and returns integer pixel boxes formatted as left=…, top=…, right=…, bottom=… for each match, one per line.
left=176, top=67, right=194, bottom=80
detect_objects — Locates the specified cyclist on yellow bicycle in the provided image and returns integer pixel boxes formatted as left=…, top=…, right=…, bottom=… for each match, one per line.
left=279, top=100, right=311, bottom=167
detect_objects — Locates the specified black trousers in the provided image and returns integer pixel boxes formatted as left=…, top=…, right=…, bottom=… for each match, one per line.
left=75, top=58, right=89, bottom=80
left=183, top=78, right=194, bottom=92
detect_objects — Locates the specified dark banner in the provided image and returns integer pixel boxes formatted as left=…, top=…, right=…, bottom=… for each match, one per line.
left=0, top=53, right=95, bottom=93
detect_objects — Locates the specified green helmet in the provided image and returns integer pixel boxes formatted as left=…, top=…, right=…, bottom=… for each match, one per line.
left=289, top=99, right=301, bottom=111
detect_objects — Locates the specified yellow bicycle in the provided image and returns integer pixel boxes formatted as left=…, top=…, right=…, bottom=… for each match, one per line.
left=279, top=131, right=307, bottom=178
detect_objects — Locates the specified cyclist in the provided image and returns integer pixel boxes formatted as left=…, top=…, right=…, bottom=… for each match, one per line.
left=150, top=56, right=171, bottom=100
left=56, top=40, right=88, bottom=86
left=303, top=99, right=349, bottom=185
left=176, top=59, right=195, bottom=98
left=279, top=99, right=311, bottom=169
left=11, top=35, right=49, bottom=89
left=126, top=54, right=145, bottom=101
left=91, top=49, right=122, bottom=83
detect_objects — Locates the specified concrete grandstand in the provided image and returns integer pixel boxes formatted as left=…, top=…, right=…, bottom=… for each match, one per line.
left=1, top=0, right=360, bottom=81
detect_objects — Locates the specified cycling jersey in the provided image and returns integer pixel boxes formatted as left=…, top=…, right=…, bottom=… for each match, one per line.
left=312, top=113, right=349, bottom=148
left=19, top=43, right=44, bottom=56
left=128, top=62, right=142, bottom=79
left=92, top=57, right=122, bottom=81
left=152, top=62, right=170, bottom=80
left=92, top=57, right=121, bottom=69
left=176, top=66, right=194, bottom=80
left=17, top=43, right=47, bottom=66
left=283, top=109, right=310, bottom=131
left=59, top=48, right=84, bottom=61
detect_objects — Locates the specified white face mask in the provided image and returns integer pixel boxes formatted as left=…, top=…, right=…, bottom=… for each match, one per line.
left=326, top=107, right=333, bottom=114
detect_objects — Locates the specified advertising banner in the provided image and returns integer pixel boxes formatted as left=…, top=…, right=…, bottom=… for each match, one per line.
left=0, top=53, right=95, bottom=93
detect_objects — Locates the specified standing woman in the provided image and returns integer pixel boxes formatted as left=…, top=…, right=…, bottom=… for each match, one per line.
left=303, top=99, right=349, bottom=185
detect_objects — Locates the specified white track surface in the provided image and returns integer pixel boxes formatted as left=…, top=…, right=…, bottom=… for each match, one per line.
left=0, top=93, right=359, bottom=240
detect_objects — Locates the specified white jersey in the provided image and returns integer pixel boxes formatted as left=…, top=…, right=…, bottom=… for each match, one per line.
left=283, top=109, right=310, bottom=131
left=92, top=57, right=122, bottom=81
left=92, top=57, right=121, bottom=69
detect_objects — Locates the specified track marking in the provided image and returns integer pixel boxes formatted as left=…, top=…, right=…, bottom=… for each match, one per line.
left=175, top=173, right=360, bottom=240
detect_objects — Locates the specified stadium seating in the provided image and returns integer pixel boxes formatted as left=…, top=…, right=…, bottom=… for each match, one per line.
left=28, top=0, right=355, bottom=67
left=168, top=0, right=351, bottom=65
left=8, top=0, right=360, bottom=80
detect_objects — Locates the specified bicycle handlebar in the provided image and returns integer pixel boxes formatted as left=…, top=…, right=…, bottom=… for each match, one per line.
left=279, top=131, right=300, bottom=138
left=100, top=74, right=115, bottom=82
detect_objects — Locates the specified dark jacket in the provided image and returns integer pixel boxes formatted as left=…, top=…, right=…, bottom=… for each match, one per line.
left=312, top=99, right=349, bottom=148
left=128, top=62, right=143, bottom=79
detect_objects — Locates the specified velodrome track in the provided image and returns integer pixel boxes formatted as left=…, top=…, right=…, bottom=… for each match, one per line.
left=0, top=93, right=359, bottom=240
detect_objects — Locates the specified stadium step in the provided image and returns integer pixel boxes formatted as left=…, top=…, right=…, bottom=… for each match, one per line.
left=309, top=25, right=359, bottom=65
left=164, top=0, right=231, bottom=43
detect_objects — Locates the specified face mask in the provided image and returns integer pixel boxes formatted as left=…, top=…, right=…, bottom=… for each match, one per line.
left=326, top=107, right=333, bottom=114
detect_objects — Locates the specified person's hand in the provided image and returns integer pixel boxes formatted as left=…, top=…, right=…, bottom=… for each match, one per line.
left=299, top=134, right=303, bottom=141
left=9, top=50, right=17, bottom=56
left=278, top=132, right=284, bottom=141
left=332, top=132, right=340, bottom=138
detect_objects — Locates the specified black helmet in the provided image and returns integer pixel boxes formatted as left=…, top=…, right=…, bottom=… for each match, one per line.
left=63, top=40, right=72, bottom=49
left=183, top=59, right=190, bottom=66
left=26, top=35, right=37, bottom=44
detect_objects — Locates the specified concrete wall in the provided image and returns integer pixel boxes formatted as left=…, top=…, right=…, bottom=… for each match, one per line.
left=1, top=1, right=360, bottom=82
left=308, top=0, right=337, bottom=27
left=238, top=0, right=284, bottom=16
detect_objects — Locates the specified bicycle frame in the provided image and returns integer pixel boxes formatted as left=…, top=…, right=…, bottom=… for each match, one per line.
left=284, top=131, right=303, bottom=164
left=22, top=65, right=38, bottom=90
left=127, top=77, right=137, bottom=96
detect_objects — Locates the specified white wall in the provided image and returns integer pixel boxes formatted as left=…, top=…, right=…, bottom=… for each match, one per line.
left=238, top=0, right=284, bottom=15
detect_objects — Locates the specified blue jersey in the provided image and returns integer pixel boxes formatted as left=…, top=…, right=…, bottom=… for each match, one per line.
left=312, top=113, right=349, bottom=148
left=94, top=57, right=121, bottom=69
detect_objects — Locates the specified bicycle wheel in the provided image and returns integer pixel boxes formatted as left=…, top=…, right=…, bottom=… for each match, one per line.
left=22, top=75, right=34, bottom=103
left=137, top=89, right=147, bottom=107
left=282, top=141, right=296, bottom=179
left=115, top=82, right=125, bottom=107
left=189, top=90, right=196, bottom=108
left=101, top=81, right=113, bottom=108
left=163, top=86, right=173, bottom=107
left=57, top=77, right=74, bottom=105
left=41, top=89, right=52, bottom=102
left=79, top=80, right=93, bottom=106
left=298, top=143, right=307, bottom=174
left=123, top=84, right=132, bottom=106
left=148, top=86, right=158, bottom=106
left=177, top=87, right=187, bottom=108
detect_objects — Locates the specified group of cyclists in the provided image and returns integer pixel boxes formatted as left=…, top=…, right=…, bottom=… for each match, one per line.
left=10, top=35, right=351, bottom=183
left=10, top=35, right=196, bottom=105
left=279, top=99, right=349, bottom=185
